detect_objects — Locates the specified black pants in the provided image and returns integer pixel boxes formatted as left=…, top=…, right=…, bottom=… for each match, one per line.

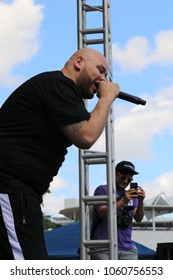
left=0, top=193, right=48, bottom=260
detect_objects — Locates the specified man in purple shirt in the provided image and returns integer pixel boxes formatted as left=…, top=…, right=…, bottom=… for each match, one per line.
left=91, top=160, right=145, bottom=260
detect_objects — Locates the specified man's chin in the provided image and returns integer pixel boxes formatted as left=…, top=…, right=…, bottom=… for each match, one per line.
left=83, top=92, right=94, bottom=99
left=119, top=184, right=127, bottom=189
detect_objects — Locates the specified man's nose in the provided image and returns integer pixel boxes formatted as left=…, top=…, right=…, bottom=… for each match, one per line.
left=100, top=75, right=106, bottom=81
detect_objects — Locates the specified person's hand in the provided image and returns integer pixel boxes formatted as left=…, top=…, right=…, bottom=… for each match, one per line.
left=123, top=189, right=138, bottom=204
left=137, top=186, right=145, bottom=202
left=97, top=80, right=120, bottom=101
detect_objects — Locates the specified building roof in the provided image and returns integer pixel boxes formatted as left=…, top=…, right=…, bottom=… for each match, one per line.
left=144, top=192, right=173, bottom=220
left=145, top=192, right=173, bottom=206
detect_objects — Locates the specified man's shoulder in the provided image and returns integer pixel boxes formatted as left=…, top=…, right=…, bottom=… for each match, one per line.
left=94, top=184, right=107, bottom=195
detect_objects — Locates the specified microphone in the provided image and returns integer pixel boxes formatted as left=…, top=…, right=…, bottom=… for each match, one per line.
left=118, top=91, right=146, bottom=106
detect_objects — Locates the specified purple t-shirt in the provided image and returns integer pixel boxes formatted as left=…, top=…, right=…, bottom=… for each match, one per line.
left=91, top=184, right=138, bottom=250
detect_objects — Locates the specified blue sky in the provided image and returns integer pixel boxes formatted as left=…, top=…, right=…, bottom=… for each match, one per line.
left=0, top=0, right=173, bottom=215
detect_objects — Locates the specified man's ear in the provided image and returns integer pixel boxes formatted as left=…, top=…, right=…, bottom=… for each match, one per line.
left=74, top=56, right=84, bottom=71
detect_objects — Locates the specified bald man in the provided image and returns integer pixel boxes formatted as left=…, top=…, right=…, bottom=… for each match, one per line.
left=0, top=48, right=119, bottom=259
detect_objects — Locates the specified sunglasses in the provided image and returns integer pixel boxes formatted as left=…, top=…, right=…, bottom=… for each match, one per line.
left=117, top=172, right=133, bottom=183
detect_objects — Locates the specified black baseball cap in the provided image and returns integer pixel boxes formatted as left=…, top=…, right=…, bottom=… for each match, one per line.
left=116, top=160, right=139, bottom=175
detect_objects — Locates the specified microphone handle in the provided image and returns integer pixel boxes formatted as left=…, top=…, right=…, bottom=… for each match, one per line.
left=118, top=91, right=146, bottom=106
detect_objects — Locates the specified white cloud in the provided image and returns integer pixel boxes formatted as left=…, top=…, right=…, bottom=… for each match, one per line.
left=143, top=169, right=173, bottom=199
left=0, top=0, right=44, bottom=87
left=151, top=30, right=173, bottom=63
left=112, top=29, right=173, bottom=73
left=114, top=87, right=173, bottom=160
left=42, top=175, right=68, bottom=215
left=91, top=84, right=173, bottom=160
left=49, top=175, right=68, bottom=192
left=42, top=193, right=65, bottom=216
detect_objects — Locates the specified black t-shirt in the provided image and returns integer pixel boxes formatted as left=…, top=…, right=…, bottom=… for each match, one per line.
left=0, top=71, right=90, bottom=199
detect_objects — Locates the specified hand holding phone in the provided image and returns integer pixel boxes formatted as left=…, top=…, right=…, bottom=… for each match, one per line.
left=130, top=182, right=138, bottom=194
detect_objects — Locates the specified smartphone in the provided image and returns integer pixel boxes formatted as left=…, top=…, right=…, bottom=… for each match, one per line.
left=130, top=183, right=138, bottom=194
left=130, top=182, right=138, bottom=189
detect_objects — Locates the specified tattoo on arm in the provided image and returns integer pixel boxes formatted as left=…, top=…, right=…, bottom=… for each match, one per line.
left=72, top=121, right=84, bottom=131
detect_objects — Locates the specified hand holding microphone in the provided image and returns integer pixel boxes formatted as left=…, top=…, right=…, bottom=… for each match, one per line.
left=97, top=80, right=147, bottom=105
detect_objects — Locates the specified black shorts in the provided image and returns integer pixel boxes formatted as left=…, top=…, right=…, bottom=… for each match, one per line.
left=0, top=193, right=48, bottom=260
